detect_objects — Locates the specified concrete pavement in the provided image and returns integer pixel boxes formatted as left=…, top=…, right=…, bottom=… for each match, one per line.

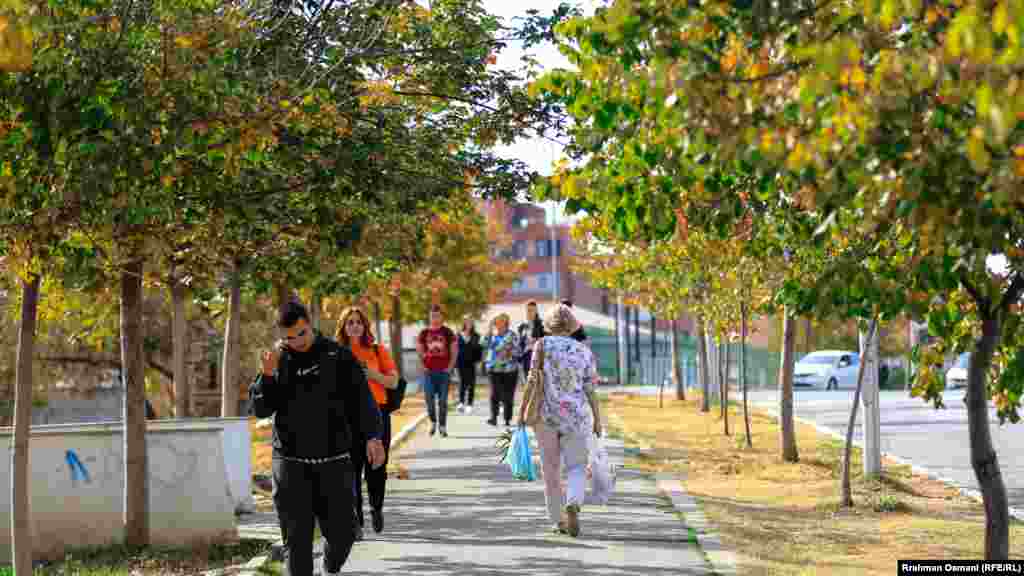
left=242, top=403, right=717, bottom=575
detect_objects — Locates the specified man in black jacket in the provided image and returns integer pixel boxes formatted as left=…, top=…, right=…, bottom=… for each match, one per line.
left=250, top=301, right=385, bottom=576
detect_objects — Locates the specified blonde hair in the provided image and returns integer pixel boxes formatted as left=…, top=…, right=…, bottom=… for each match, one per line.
left=493, top=313, right=511, bottom=328
left=543, top=304, right=577, bottom=336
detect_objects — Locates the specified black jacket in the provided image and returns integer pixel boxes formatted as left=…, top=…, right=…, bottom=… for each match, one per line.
left=249, top=334, right=382, bottom=460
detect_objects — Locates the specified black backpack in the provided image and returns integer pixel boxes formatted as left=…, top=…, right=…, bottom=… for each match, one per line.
left=374, top=345, right=407, bottom=413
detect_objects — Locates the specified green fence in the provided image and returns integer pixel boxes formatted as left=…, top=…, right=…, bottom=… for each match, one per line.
left=585, top=325, right=782, bottom=389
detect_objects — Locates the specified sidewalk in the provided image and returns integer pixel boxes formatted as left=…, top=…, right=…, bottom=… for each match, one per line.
left=242, top=404, right=717, bottom=575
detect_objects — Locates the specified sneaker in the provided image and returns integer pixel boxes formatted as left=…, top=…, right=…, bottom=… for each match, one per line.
left=564, top=504, right=580, bottom=537
left=440, top=426, right=448, bottom=438
left=430, top=423, right=437, bottom=436
left=457, top=402, right=465, bottom=414
left=465, top=405, right=473, bottom=415
left=354, top=523, right=364, bottom=541
left=486, top=418, right=497, bottom=426
left=371, top=508, right=383, bottom=533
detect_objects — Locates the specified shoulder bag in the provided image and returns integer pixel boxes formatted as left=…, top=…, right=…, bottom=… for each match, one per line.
left=373, top=345, right=407, bottom=413
left=522, top=338, right=546, bottom=426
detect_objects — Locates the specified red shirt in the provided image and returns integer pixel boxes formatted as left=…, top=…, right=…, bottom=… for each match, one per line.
left=418, top=326, right=456, bottom=372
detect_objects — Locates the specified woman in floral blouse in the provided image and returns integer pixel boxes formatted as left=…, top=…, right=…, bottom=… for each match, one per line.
left=483, top=313, right=520, bottom=427
left=518, top=304, right=602, bottom=537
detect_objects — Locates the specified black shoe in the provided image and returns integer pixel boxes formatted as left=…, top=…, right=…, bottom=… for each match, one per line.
left=430, top=423, right=437, bottom=436
left=486, top=418, right=497, bottom=426
left=372, top=508, right=383, bottom=533
left=354, top=523, right=364, bottom=541
left=440, top=426, right=448, bottom=437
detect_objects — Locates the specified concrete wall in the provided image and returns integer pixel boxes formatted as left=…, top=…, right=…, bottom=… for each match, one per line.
left=0, top=420, right=237, bottom=562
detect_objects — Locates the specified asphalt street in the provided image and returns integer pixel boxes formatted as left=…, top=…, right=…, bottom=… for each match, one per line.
left=600, top=385, right=1024, bottom=516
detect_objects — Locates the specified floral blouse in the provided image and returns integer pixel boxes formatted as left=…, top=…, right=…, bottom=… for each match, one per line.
left=483, top=330, right=520, bottom=374
left=538, top=336, right=596, bottom=435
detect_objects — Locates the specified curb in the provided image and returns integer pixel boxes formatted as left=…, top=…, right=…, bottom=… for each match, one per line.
left=606, top=411, right=736, bottom=576
left=754, top=404, right=1024, bottom=522
left=391, top=411, right=429, bottom=449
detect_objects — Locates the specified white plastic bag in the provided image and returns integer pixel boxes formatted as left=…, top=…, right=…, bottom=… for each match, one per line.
left=585, top=433, right=615, bottom=505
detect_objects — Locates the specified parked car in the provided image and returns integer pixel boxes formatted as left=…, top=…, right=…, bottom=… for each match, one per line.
left=793, top=350, right=860, bottom=390
left=945, top=352, right=970, bottom=389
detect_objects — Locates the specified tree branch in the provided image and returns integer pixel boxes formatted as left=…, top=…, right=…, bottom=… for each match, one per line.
left=960, top=270, right=991, bottom=317
left=998, top=273, right=1024, bottom=314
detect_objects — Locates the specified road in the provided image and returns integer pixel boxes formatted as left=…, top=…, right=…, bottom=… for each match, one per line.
left=601, top=385, right=1024, bottom=516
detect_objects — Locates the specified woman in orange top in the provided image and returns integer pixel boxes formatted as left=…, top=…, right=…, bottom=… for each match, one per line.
left=336, top=306, right=398, bottom=539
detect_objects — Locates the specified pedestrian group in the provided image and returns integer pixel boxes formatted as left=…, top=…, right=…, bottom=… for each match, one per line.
left=252, top=299, right=601, bottom=575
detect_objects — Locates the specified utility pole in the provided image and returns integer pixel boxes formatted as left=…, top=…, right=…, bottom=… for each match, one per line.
left=860, top=325, right=882, bottom=476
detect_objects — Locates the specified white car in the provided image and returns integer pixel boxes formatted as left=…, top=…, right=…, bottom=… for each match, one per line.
left=945, top=353, right=969, bottom=389
left=793, top=350, right=860, bottom=390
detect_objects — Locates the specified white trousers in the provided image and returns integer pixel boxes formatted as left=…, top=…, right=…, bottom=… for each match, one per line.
left=533, top=422, right=588, bottom=525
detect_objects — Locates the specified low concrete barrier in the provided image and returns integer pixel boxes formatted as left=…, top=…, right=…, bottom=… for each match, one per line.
left=0, top=420, right=237, bottom=562
left=159, top=417, right=255, bottom=514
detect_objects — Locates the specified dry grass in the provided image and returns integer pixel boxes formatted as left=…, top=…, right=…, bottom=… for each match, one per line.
left=606, top=393, right=1024, bottom=575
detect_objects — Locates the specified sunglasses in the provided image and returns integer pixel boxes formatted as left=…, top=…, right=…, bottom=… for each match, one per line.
left=284, top=328, right=308, bottom=342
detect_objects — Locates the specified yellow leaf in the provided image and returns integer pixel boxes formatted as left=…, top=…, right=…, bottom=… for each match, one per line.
left=993, top=2, right=1008, bottom=34
left=174, top=35, right=192, bottom=48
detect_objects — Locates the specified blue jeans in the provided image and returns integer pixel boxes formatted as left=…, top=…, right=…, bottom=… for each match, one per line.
left=423, top=371, right=451, bottom=427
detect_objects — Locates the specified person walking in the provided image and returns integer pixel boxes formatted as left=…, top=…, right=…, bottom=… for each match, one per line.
left=336, top=306, right=399, bottom=538
left=417, top=304, right=458, bottom=437
left=516, top=300, right=546, bottom=375
left=249, top=301, right=385, bottom=576
left=518, top=304, right=602, bottom=538
left=560, top=299, right=588, bottom=343
left=483, top=313, right=520, bottom=428
left=456, top=317, right=482, bottom=414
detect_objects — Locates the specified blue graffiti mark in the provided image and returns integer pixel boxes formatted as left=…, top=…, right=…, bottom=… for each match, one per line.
left=65, top=450, right=90, bottom=484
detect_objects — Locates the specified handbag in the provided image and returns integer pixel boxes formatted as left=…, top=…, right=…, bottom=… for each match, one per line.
left=374, top=345, right=407, bottom=414
left=522, top=338, right=546, bottom=426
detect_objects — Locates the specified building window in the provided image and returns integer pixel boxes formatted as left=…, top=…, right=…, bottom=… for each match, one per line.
left=512, top=240, right=527, bottom=259
left=511, top=279, right=526, bottom=292
left=537, top=273, right=552, bottom=290
left=554, top=239, right=562, bottom=257
left=536, top=239, right=548, bottom=258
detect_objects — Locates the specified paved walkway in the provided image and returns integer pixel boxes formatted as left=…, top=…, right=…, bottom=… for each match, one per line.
left=241, top=405, right=715, bottom=575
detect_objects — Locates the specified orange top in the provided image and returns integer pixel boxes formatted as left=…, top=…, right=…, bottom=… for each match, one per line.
left=349, top=342, right=397, bottom=406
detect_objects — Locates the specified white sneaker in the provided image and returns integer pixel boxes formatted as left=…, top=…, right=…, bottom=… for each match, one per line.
left=457, top=402, right=465, bottom=414
left=464, top=405, right=473, bottom=415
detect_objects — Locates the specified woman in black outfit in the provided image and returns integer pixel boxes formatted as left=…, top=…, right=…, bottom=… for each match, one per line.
left=456, top=318, right=482, bottom=414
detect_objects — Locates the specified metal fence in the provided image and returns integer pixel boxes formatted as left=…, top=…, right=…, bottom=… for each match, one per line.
left=589, top=330, right=782, bottom=390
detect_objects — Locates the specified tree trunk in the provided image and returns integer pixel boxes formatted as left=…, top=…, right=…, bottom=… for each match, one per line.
left=121, top=258, right=149, bottom=547
left=221, top=269, right=242, bottom=418
left=698, top=317, right=710, bottom=412
left=969, top=314, right=1009, bottom=559
left=310, top=290, right=322, bottom=332
left=671, top=319, right=684, bottom=401
left=374, top=301, right=383, bottom=345
left=741, top=301, right=752, bottom=448
left=842, top=318, right=878, bottom=507
left=273, top=279, right=291, bottom=312
left=780, top=308, right=799, bottom=462
left=171, top=277, right=189, bottom=418
left=722, top=334, right=730, bottom=436
left=804, top=317, right=814, bottom=356
left=12, top=274, right=40, bottom=575
left=389, top=294, right=404, bottom=380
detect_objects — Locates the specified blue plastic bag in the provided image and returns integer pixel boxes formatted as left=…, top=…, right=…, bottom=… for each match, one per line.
left=505, top=426, right=537, bottom=481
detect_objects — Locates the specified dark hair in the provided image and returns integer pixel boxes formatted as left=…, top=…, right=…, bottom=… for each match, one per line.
left=278, top=301, right=309, bottom=328
left=560, top=299, right=573, bottom=308
left=526, top=300, right=537, bottom=307
left=430, top=304, right=442, bottom=314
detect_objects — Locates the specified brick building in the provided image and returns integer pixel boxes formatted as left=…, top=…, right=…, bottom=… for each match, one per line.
left=482, top=199, right=611, bottom=313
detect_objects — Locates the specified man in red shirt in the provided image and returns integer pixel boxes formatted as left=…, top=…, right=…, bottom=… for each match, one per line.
left=417, top=304, right=458, bottom=437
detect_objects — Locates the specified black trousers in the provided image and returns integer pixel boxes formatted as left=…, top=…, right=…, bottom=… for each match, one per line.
left=352, top=410, right=392, bottom=527
left=272, top=456, right=355, bottom=576
left=489, top=371, right=518, bottom=424
left=458, top=365, right=476, bottom=406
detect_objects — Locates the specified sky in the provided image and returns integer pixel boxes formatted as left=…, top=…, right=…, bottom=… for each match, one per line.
left=481, top=0, right=601, bottom=225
